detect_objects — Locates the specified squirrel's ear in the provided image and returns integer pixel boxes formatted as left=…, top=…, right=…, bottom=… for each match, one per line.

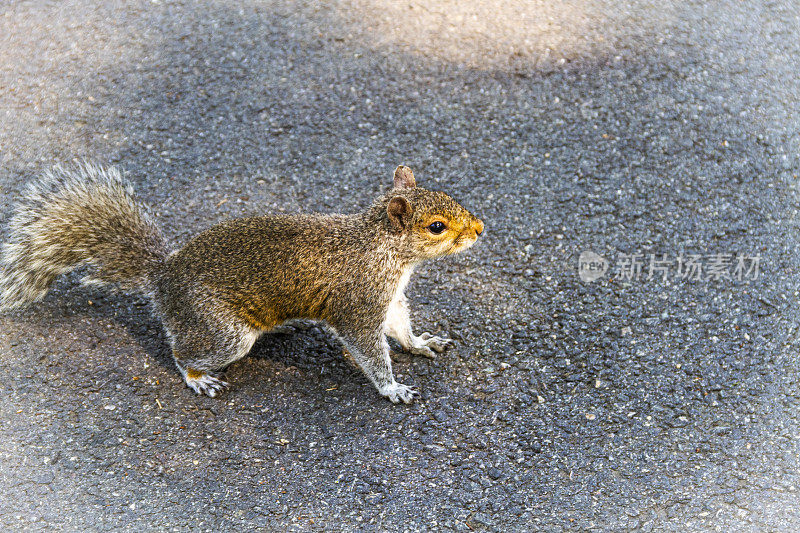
left=387, top=196, right=413, bottom=232
left=393, top=165, right=416, bottom=189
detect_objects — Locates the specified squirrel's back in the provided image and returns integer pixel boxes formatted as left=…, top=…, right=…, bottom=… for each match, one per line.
left=159, top=212, right=391, bottom=327
left=0, top=163, right=169, bottom=308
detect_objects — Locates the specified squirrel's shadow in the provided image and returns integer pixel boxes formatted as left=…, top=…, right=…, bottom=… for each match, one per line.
left=247, top=322, right=353, bottom=375
left=111, top=298, right=356, bottom=382
left=25, top=272, right=358, bottom=387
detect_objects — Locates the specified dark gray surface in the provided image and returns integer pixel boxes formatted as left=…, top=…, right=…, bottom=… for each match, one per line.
left=2, top=0, right=800, bottom=531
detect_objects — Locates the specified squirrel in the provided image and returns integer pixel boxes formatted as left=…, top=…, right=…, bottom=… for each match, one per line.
left=0, top=163, right=483, bottom=404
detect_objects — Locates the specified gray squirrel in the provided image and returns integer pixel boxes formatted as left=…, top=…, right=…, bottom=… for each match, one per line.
left=0, top=163, right=483, bottom=403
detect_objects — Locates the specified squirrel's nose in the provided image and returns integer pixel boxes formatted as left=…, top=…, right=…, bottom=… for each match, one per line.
left=474, top=219, right=484, bottom=236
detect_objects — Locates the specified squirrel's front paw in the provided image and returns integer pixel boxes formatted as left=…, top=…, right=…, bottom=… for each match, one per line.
left=409, top=332, right=454, bottom=359
left=184, top=370, right=229, bottom=398
left=379, top=382, right=420, bottom=404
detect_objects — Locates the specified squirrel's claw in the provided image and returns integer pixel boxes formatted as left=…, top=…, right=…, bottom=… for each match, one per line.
left=409, top=332, right=453, bottom=358
left=185, top=371, right=229, bottom=398
left=409, top=345, right=437, bottom=359
left=380, top=382, right=419, bottom=404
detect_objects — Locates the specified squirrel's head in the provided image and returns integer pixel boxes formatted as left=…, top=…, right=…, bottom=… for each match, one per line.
left=378, top=165, right=484, bottom=260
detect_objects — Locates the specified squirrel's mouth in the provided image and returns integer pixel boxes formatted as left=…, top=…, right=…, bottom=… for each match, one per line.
left=448, top=234, right=478, bottom=255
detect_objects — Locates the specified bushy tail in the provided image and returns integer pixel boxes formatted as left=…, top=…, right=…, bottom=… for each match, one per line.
left=0, top=163, right=169, bottom=309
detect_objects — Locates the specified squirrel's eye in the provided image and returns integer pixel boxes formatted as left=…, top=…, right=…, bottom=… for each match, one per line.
left=428, top=221, right=446, bottom=234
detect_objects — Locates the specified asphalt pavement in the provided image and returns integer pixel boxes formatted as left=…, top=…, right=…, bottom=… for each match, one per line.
left=1, top=0, right=800, bottom=531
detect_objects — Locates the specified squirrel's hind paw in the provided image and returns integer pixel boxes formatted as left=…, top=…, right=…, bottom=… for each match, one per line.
left=380, top=382, right=420, bottom=404
left=184, top=371, right=229, bottom=398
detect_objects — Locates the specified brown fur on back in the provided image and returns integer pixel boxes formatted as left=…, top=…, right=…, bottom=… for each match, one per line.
left=158, top=211, right=403, bottom=332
